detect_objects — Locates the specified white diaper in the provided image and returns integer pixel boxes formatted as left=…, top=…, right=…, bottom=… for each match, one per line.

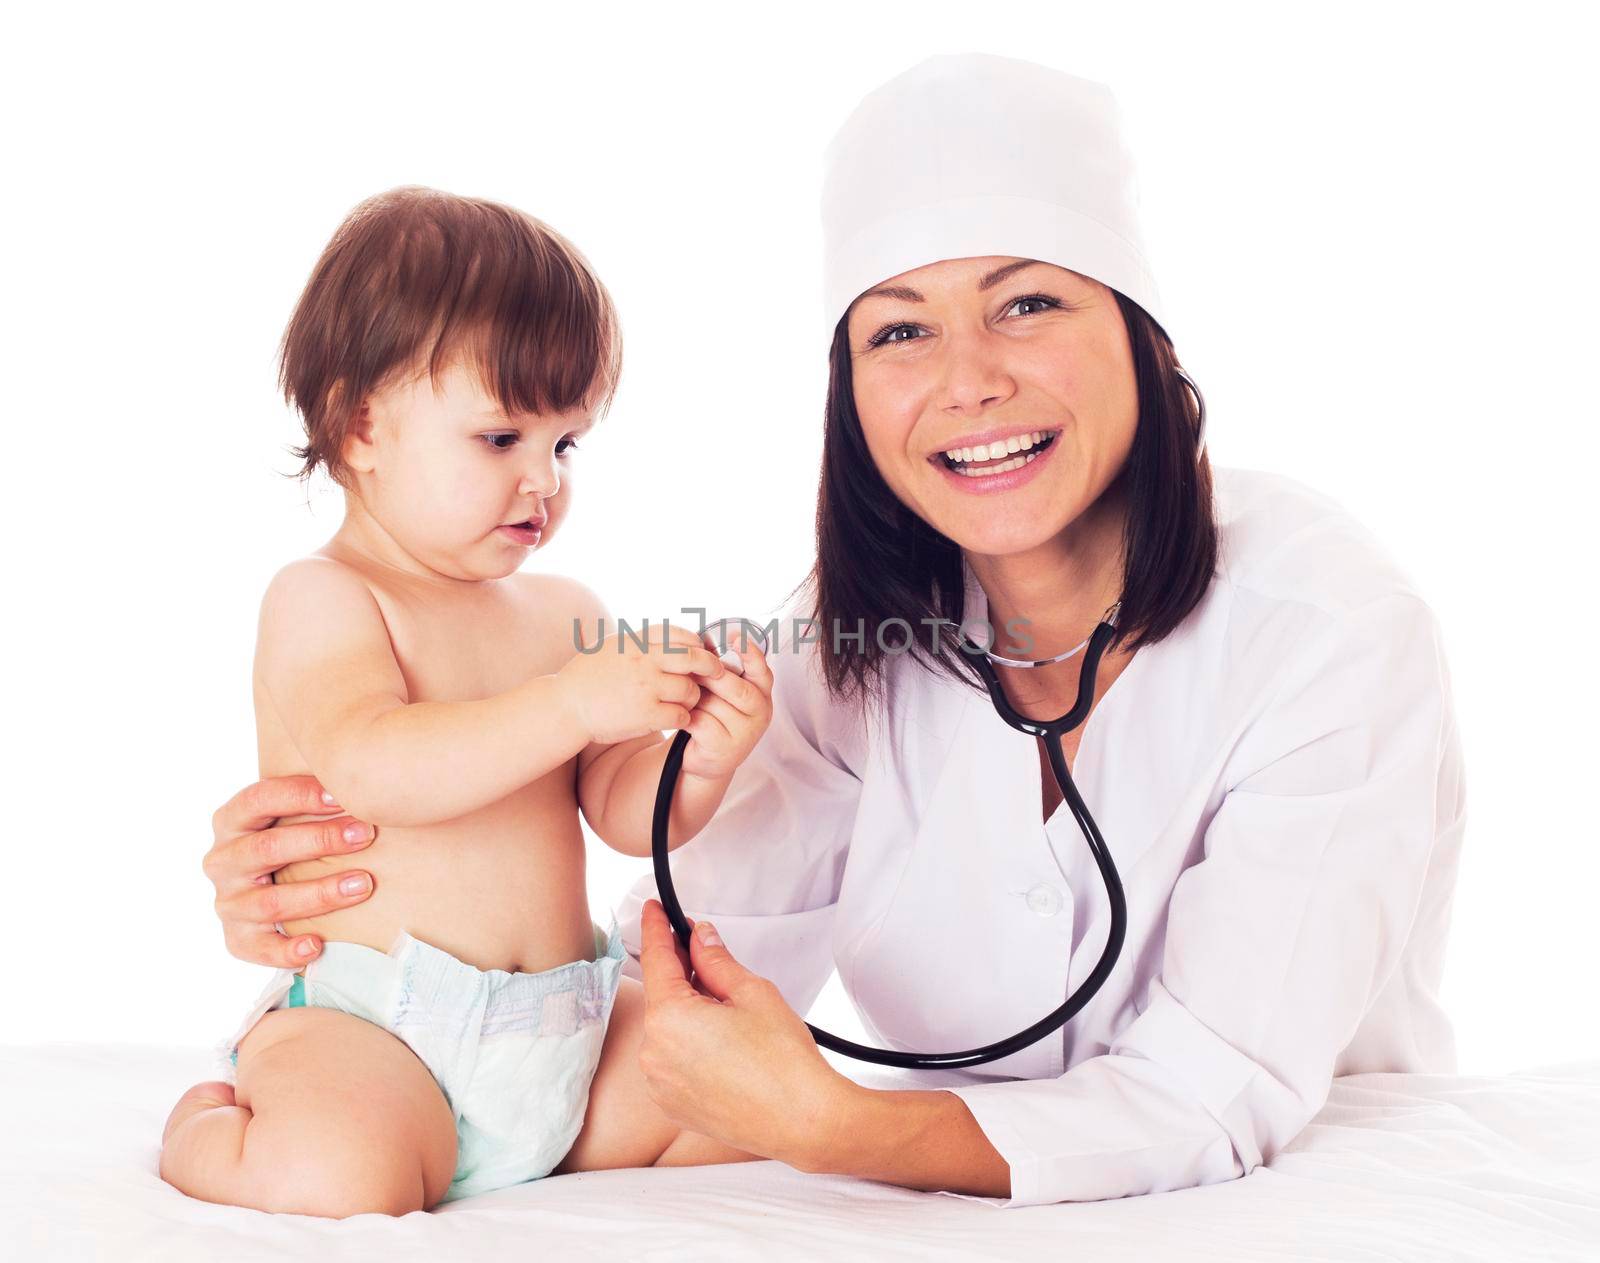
left=217, top=920, right=624, bottom=1202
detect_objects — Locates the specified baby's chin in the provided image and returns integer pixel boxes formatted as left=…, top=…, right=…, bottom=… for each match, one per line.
left=473, top=548, right=538, bottom=580
left=482, top=531, right=552, bottom=576
left=411, top=540, right=536, bottom=584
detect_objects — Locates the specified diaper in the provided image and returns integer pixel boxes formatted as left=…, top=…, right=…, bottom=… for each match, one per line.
left=215, top=920, right=625, bottom=1202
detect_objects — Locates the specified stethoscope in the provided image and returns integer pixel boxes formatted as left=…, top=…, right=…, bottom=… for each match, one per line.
left=650, top=368, right=1204, bottom=1070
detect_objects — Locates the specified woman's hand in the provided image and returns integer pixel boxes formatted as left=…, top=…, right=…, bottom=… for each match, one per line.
left=203, top=774, right=377, bottom=967
left=636, top=899, right=859, bottom=1171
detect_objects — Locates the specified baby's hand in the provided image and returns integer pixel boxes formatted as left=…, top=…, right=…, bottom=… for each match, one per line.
left=679, top=628, right=774, bottom=783
left=556, top=622, right=726, bottom=744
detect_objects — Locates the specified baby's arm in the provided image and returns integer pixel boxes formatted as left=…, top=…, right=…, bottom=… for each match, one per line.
left=256, top=558, right=591, bottom=827
left=579, top=620, right=774, bottom=858
left=570, top=579, right=711, bottom=857
left=578, top=736, right=738, bottom=858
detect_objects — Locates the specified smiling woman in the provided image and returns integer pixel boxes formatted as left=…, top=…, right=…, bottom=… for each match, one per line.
left=815, top=254, right=1213, bottom=703
left=615, top=52, right=1467, bottom=1211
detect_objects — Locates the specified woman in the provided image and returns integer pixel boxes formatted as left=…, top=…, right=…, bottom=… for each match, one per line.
left=201, top=55, right=1465, bottom=1207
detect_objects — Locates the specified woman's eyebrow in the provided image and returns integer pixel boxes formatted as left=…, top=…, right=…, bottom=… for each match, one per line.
left=858, top=259, right=1043, bottom=304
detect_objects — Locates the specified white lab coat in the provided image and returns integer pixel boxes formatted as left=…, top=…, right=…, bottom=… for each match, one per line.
left=616, top=466, right=1466, bottom=1208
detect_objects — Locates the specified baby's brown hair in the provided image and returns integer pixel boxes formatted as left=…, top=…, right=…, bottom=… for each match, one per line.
left=280, top=186, right=623, bottom=488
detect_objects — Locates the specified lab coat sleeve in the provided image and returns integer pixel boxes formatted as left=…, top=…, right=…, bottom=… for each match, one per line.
left=613, top=618, right=866, bottom=1017
left=945, top=592, right=1463, bottom=1207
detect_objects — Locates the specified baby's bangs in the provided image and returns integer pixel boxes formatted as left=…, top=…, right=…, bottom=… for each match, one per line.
left=409, top=203, right=623, bottom=420
left=280, top=187, right=623, bottom=489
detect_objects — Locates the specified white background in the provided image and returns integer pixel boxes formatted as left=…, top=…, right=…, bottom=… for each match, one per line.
left=3, top=1, right=1595, bottom=1077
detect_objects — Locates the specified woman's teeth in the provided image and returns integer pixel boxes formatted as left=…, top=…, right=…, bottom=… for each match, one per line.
left=940, top=430, right=1056, bottom=477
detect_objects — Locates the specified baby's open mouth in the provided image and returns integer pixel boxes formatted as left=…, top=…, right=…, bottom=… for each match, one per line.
left=499, top=519, right=545, bottom=543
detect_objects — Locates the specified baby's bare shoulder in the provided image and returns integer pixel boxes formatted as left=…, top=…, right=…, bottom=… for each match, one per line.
left=266, top=553, right=367, bottom=590
left=258, top=555, right=379, bottom=627
left=514, top=572, right=611, bottom=634
left=262, top=557, right=371, bottom=605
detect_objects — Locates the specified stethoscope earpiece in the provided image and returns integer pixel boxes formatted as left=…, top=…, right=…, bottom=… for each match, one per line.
left=1176, top=366, right=1206, bottom=461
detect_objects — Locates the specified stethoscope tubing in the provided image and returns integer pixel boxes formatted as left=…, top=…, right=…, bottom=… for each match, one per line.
left=649, top=616, right=1129, bottom=1070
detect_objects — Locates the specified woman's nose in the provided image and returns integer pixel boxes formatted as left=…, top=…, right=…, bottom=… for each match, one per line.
left=938, top=328, right=1016, bottom=413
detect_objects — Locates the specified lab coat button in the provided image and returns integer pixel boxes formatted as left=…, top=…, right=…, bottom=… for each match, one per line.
left=1026, top=883, right=1064, bottom=917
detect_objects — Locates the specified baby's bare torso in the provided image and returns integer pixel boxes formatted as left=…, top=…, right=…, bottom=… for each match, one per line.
left=264, top=552, right=596, bottom=974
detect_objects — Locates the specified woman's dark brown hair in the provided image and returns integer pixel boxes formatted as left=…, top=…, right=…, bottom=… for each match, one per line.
left=794, top=287, right=1216, bottom=713
left=279, top=185, right=623, bottom=488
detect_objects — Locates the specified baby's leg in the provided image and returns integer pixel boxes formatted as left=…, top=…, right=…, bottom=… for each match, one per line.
left=553, top=975, right=762, bottom=1174
left=159, top=1006, right=458, bottom=1217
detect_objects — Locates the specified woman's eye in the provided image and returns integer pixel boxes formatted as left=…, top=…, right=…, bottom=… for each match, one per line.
left=481, top=432, right=520, bottom=451
left=866, top=323, right=923, bottom=348
left=1006, top=293, right=1061, bottom=317
left=867, top=295, right=1061, bottom=348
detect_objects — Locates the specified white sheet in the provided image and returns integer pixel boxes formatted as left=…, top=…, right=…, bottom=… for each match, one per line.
left=5, top=1042, right=1599, bottom=1261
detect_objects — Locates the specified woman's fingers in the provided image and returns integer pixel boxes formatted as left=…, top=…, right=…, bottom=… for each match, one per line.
left=251, top=816, right=375, bottom=879
left=220, top=866, right=375, bottom=930
left=226, top=923, right=326, bottom=970
left=203, top=815, right=374, bottom=893
left=638, top=899, right=700, bottom=1009
left=211, top=774, right=343, bottom=843
left=204, top=776, right=377, bottom=968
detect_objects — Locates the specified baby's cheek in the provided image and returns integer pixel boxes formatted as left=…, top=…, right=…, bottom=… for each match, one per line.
left=542, top=497, right=571, bottom=538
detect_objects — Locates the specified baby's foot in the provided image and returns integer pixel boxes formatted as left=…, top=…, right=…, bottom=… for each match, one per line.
left=162, top=1080, right=238, bottom=1146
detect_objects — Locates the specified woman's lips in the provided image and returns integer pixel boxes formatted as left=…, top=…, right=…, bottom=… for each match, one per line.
left=498, top=522, right=543, bottom=545
left=931, top=430, right=1058, bottom=495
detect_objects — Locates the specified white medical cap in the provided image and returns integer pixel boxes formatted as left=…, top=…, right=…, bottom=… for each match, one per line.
left=819, top=53, right=1169, bottom=346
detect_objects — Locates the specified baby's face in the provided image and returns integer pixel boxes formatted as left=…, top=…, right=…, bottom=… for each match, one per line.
left=345, top=358, right=595, bottom=581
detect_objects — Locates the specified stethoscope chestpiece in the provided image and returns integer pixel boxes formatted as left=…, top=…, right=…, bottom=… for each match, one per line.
left=700, top=615, right=771, bottom=674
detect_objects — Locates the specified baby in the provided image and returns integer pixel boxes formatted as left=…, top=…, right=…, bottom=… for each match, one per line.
left=158, top=186, right=774, bottom=1215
